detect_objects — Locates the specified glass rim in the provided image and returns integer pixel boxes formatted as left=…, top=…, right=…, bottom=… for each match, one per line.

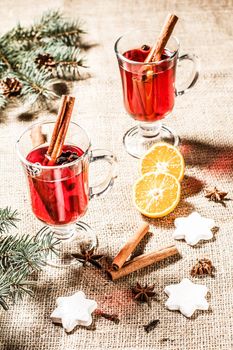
left=16, top=120, right=91, bottom=170
left=114, top=31, right=179, bottom=66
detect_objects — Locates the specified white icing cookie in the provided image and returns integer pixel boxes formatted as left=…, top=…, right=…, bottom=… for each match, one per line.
left=164, top=278, right=209, bottom=317
left=50, top=291, right=97, bottom=332
left=173, top=212, right=215, bottom=246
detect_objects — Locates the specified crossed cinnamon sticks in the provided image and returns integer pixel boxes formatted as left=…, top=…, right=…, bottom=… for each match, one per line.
left=108, top=223, right=180, bottom=280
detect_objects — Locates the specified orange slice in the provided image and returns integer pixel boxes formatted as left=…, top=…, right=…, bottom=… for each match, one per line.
left=140, top=142, right=185, bottom=182
left=133, top=172, right=181, bottom=218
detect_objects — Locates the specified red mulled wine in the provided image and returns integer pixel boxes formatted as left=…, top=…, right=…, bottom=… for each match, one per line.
left=119, top=47, right=177, bottom=122
left=26, top=145, right=89, bottom=226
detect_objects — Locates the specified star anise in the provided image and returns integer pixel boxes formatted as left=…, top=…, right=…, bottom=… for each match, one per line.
left=204, top=187, right=228, bottom=202
left=191, top=258, right=215, bottom=277
left=132, top=282, right=156, bottom=305
left=72, top=247, right=104, bottom=269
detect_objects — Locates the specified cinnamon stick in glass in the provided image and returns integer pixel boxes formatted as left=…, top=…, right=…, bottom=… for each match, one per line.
left=32, top=95, right=75, bottom=221
left=112, top=222, right=149, bottom=270
left=108, top=245, right=179, bottom=281
left=135, top=13, right=178, bottom=118
left=145, top=13, right=178, bottom=64
left=132, top=77, right=147, bottom=116
left=47, top=95, right=69, bottom=156
left=47, top=95, right=75, bottom=165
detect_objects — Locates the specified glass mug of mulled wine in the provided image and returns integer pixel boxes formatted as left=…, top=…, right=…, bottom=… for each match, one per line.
left=16, top=121, right=117, bottom=267
left=115, top=30, right=199, bottom=158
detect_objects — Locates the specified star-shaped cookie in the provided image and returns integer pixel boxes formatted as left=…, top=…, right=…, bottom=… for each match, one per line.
left=173, top=212, right=215, bottom=246
left=164, top=278, right=209, bottom=317
left=50, top=291, right=97, bottom=332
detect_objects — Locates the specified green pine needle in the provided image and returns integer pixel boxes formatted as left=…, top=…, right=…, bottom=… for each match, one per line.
left=0, top=10, right=88, bottom=110
left=19, top=63, right=59, bottom=103
left=0, top=94, right=7, bottom=109
left=0, top=207, right=19, bottom=234
left=0, top=269, right=35, bottom=310
left=0, top=207, right=59, bottom=310
left=0, top=228, right=59, bottom=272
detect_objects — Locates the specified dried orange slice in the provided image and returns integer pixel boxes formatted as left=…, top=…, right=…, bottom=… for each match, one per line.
left=133, top=172, right=181, bottom=218
left=140, top=143, right=185, bottom=182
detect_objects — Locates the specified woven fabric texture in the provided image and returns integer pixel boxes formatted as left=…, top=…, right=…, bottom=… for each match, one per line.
left=0, top=0, right=233, bottom=349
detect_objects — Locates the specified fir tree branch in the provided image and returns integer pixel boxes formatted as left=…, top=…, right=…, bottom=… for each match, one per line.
left=0, top=207, right=59, bottom=310
left=18, top=63, right=59, bottom=103
left=24, top=44, right=86, bottom=81
left=8, top=269, right=35, bottom=301
left=0, top=207, right=19, bottom=234
left=0, top=229, right=59, bottom=272
left=4, top=10, right=63, bottom=44
left=0, top=38, right=23, bottom=74
left=35, top=226, right=60, bottom=256
left=0, top=271, right=11, bottom=310
left=0, top=50, right=12, bottom=71
left=40, top=20, right=85, bottom=47
left=43, top=43, right=86, bottom=80
left=0, top=270, right=34, bottom=310
left=5, top=10, right=85, bottom=48
left=0, top=10, right=89, bottom=109
left=0, top=94, right=7, bottom=109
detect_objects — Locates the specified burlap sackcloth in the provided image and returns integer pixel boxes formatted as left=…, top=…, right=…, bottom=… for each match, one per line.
left=0, top=0, right=233, bottom=349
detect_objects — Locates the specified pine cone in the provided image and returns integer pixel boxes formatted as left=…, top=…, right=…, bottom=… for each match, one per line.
left=35, top=53, right=56, bottom=70
left=0, top=78, right=22, bottom=97
left=0, top=80, right=10, bottom=96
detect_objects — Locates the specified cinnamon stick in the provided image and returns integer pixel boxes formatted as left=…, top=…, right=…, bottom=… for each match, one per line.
left=132, top=77, right=147, bottom=116
left=112, top=222, right=149, bottom=270
left=47, top=95, right=75, bottom=165
left=134, top=14, right=178, bottom=119
left=29, top=95, right=75, bottom=224
left=108, top=245, right=179, bottom=281
left=47, top=95, right=69, bottom=156
left=144, top=14, right=178, bottom=63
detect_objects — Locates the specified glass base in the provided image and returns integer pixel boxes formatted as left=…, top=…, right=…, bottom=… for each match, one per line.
left=47, top=221, right=97, bottom=268
left=123, top=123, right=179, bottom=158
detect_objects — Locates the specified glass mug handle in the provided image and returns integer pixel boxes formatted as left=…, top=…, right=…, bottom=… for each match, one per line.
left=89, top=149, right=117, bottom=198
left=176, top=54, right=199, bottom=96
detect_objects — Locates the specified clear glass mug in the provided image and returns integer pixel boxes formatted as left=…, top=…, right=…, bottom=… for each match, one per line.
left=115, top=30, right=199, bottom=158
left=16, top=121, right=117, bottom=267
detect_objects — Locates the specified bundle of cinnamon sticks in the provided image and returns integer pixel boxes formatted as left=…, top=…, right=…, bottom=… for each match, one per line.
left=108, top=222, right=180, bottom=280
